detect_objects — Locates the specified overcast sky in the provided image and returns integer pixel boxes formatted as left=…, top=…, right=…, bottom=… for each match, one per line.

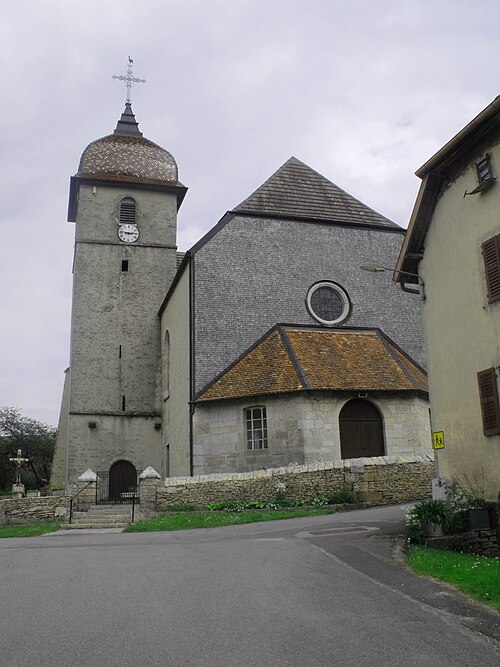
left=1, top=0, right=499, bottom=427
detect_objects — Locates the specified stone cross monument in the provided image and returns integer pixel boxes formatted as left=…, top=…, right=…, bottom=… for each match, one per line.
left=9, top=449, right=29, bottom=496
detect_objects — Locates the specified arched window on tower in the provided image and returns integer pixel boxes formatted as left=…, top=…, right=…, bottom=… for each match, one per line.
left=339, top=399, right=385, bottom=459
left=119, top=197, right=137, bottom=224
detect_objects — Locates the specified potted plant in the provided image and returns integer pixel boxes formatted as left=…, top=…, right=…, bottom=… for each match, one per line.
left=406, top=500, right=451, bottom=541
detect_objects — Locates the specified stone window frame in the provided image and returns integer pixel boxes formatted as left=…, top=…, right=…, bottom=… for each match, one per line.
left=245, top=406, right=268, bottom=450
left=306, top=280, right=351, bottom=326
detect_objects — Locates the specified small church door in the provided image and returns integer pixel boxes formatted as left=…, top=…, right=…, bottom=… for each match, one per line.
left=339, top=399, right=385, bottom=459
left=109, top=460, right=137, bottom=501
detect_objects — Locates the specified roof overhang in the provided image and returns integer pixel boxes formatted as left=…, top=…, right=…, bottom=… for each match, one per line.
left=396, top=95, right=500, bottom=283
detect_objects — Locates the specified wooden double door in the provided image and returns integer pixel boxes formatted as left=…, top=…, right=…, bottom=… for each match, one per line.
left=339, top=399, right=385, bottom=459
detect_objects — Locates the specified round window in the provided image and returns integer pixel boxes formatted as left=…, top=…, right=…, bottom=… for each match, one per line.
left=306, top=281, right=350, bottom=325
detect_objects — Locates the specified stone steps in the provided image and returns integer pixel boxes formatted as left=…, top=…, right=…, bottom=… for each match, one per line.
left=65, top=504, right=135, bottom=529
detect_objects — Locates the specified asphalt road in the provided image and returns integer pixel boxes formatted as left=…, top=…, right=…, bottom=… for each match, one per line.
left=1, top=504, right=498, bottom=666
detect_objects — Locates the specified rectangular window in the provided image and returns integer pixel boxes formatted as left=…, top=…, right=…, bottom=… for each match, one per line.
left=482, top=235, right=500, bottom=304
left=476, top=155, right=493, bottom=184
left=122, top=396, right=126, bottom=412
left=121, top=260, right=129, bottom=272
left=245, top=407, right=268, bottom=450
left=477, top=368, right=500, bottom=436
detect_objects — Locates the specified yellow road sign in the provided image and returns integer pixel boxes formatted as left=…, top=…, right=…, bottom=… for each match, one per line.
left=433, top=431, right=445, bottom=449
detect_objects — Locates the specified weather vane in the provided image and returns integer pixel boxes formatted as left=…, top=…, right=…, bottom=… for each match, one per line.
left=112, top=57, right=146, bottom=104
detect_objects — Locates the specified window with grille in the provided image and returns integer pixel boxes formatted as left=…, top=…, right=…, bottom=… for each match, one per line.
left=245, top=407, right=268, bottom=450
left=482, top=235, right=500, bottom=304
left=306, top=281, right=350, bottom=325
left=119, top=197, right=137, bottom=224
left=477, top=368, right=500, bottom=436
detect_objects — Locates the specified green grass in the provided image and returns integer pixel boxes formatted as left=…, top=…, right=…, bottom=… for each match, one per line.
left=408, top=546, right=500, bottom=611
left=0, top=522, right=60, bottom=538
left=125, top=507, right=336, bottom=533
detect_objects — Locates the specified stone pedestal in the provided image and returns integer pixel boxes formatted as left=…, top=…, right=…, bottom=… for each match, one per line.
left=12, top=483, right=25, bottom=498
left=140, top=466, right=161, bottom=512
left=75, top=469, right=97, bottom=510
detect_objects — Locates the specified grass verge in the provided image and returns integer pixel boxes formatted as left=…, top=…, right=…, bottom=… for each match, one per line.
left=125, top=507, right=336, bottom=533
left=0, top=522, right=60, bottom=538
left=408, top=546, right=500, bottom=612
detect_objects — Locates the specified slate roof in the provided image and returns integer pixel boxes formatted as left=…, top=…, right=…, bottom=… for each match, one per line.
left=233, top=157, right=398, bottom=228
left=195, top=325, right=427, bottom=402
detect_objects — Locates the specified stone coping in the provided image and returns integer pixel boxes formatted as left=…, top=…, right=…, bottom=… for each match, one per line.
left=164, top=455, right=434, bottom=488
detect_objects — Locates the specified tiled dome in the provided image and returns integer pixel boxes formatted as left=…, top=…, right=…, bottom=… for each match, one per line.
left=77, top=103, right=178, bottom=184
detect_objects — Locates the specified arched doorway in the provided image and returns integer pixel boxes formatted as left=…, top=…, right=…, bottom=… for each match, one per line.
left=339, top=399, right=385, bottom=459
left=109, top=460, right=137, bottom=501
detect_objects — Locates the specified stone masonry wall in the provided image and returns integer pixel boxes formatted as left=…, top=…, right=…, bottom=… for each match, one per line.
left=157, top=455, right=434, bottom=510
left=0, top=497, right=69, bottom=524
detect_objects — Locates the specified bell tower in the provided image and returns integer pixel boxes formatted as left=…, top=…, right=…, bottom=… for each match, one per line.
left=51, top=67, right=186, bottom=491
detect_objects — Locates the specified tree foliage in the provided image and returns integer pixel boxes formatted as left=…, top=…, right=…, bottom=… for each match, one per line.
left=0, top=406, right=56, bottom=491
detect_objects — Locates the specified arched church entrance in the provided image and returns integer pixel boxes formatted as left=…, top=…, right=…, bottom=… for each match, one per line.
left=108, top=460, right=137, bottom=501
left=339, top=399, right=385, bottom=459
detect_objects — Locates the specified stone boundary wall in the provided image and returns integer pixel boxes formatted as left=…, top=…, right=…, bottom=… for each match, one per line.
left=0, top=497, right=69, bottom=525
left=429, top=528, right=499, bottom=557
left=158, top=455, right=434, bottom=510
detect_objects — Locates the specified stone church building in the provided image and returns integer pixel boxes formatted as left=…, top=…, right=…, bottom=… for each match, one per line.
left=51, top=102, right=430, bottom=496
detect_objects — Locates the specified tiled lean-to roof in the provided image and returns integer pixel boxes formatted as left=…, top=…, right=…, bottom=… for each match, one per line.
left=233, top=157, right=398, bottom=228
left=195, top=325, right=428, bottom=403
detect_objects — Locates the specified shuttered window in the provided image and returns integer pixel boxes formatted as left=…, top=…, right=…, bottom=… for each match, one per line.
left=477, top=367, right=500, bottom=436
left=482, top=235, right=500, bottom=304
left=119, top=197, right=137, bottom=224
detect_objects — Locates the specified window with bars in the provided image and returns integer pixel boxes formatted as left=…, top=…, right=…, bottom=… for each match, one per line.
left=245, top=407, right=268, bottom=450
left=306, top=281, right=350, bottom=326
left=477, top=368, right=500, bottom=436
left=482, top=235, right=500, bottom=304
left=119, top=197, right=137, bottom=224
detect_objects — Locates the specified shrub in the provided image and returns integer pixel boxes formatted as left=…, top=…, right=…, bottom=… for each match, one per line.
left=327, top=490, right=358, bottom=505
left=207, top=499, right=245, bottom=512
left=405, top=500, right=453, bottom=543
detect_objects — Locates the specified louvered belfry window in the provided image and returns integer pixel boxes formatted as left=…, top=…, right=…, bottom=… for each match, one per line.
left=477, top=367, right=500, bottom=436
left=482, top=235, right=500, bottom=304
left=119, top=197, right=137, bottom=224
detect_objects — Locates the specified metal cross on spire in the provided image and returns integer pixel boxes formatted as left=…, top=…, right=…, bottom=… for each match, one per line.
left=112, top=57, right=146, bottom=104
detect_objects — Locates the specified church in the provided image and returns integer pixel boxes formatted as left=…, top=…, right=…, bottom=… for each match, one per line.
left=50, top=96, right=431, bottom=498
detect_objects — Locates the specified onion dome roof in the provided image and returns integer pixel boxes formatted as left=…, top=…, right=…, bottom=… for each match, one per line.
left=76, top=103, right=179, bottom=185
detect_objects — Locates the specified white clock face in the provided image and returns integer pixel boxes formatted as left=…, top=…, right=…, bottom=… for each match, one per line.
left=118, top=224, right=139, bottom=243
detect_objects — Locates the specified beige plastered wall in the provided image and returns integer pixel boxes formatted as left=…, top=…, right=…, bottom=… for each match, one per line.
left=418, top=140, right=500, bottom=501
left=161, top=265, right=191, bottom=477
left=192, top=392, right=431, bottom=474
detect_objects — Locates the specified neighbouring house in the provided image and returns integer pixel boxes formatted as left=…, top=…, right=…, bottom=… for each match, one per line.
left=396, top=96, right=500, bottom=504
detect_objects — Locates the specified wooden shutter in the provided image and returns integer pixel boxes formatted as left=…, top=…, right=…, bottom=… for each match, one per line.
left=477, top=368, right=500, bottom=436
left=482, top=235, right=500, bottom=303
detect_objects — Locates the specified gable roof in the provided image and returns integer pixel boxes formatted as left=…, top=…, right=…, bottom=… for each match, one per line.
left=195, top=325, right=427, bottom=403
left=396, top=95, right=500, bottom=282
left=233, top=157, right=399, bottom=229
